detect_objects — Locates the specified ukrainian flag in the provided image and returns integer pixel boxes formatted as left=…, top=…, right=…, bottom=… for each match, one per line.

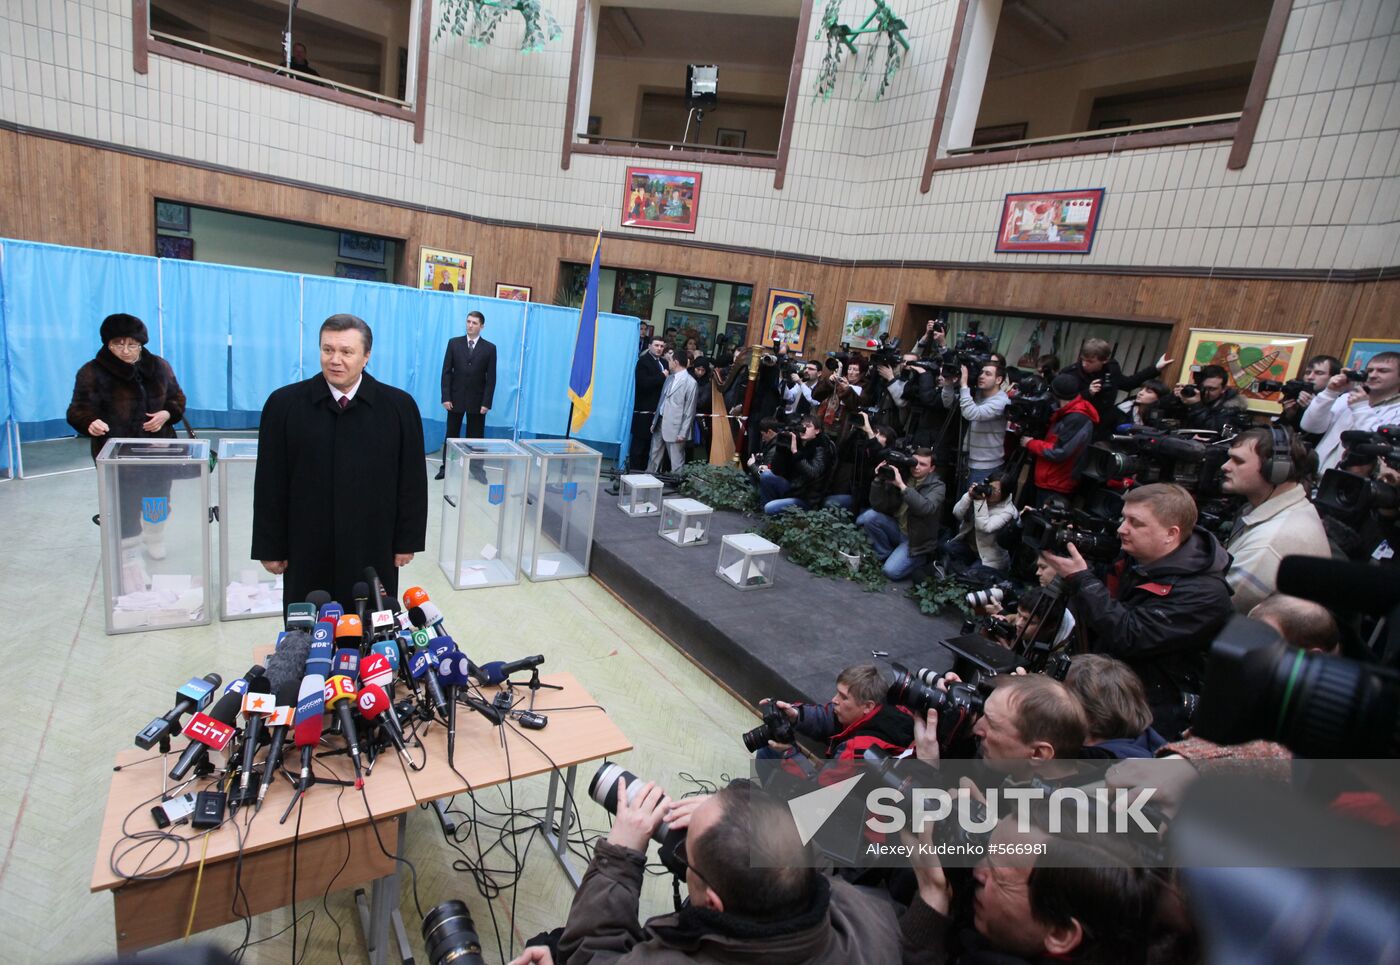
left=568, top=231, right=602, bottom=434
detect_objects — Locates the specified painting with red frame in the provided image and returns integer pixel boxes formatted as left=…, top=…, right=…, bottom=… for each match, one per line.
left=995, top=188, right=1106, bottom=254
left=621, top=166, right=702, bottom=233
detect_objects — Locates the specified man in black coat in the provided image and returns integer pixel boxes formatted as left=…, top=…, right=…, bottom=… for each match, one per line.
left=1059, top=337, right=1172, bottom=442
left=630, top=335, right=668, bottom=470
left=436, top=310, right=497, bottom=479
left=253, top=314, right=428, bottom=610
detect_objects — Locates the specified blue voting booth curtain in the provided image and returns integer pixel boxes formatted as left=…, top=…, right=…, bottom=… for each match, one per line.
left=0, top=239, right=635, bottom=460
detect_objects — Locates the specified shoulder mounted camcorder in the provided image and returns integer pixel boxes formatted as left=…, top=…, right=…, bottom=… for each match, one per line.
left=1021, top=505, right=1122, bottom=563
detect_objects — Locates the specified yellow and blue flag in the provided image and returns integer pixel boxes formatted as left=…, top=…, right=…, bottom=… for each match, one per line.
left=568, top=231, right=602, bottom=433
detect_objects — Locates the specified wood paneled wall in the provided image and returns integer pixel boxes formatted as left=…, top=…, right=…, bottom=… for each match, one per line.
left=3, top=127, right=1395, bottom=371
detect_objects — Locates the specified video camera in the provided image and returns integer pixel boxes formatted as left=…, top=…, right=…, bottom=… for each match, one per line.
left=1340, top=425, right=1400, bottom=467
left=1254, top=377, right=1310, bottom=401
left=1021, top=505, right=1122, bottom=563
left=1082, top=426, right=1230, bottom=496
left=869, top=332, right=903, bottom=369
left=876, top=447, right=918, bottom=481
left=1006, top=373, right=1054, bottom=435
left=1315, top=467, right=1399, bottom=524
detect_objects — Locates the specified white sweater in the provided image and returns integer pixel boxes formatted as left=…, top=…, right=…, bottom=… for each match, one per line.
left=1299, top=389, right=1400, bottom=473
left=1224, top=485, right=1331, bottom=613
left=951, top=492, right=1019, bottom=570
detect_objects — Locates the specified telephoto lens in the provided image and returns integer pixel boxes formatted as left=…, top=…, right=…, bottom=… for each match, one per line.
left=589, top=763, right=689, bottom=876
left=965, top=586, right=1003, bottom=609
left=421, top=900, right=483, bottom=965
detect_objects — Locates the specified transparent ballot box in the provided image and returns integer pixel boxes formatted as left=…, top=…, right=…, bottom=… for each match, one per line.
left=658, top=497, right=712, bottom=547
left=520, top=439, right=602, bottom=581
left=96, top=438, right=213, bottom=634
left=715, top=533, right=779, bottom=590
left=439, top=439, right=530, bottom=588
left=217, top=438, right=280, bottom=620
left=617, top=473, right=663, bottom=517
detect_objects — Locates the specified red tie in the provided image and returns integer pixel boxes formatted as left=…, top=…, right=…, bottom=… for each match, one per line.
left=338, top=396, right=349, bottom=410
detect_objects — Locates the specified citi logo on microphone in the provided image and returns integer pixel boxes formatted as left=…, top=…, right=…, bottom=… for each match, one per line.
left=183, top=712, right=235, bottom=751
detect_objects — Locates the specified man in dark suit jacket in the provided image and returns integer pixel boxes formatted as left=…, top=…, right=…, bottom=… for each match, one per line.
left=436, top=310, right=497, bottom=479
left=253, top=314, right=428, bottom=610
left=630, top=335, right=669, bottom=470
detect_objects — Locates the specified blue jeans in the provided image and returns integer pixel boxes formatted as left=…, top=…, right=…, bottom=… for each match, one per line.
left=883, top=543, right=927, bottom=581
left=823, top=494, right=854, bottom=511
left=857, top=509, right=903, bottom=560
left=764, top=497, right=810, bottom=515
left=759, top=470, right=790, bottom=503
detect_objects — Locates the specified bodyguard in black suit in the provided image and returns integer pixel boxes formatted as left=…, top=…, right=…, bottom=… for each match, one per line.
left=437, top=310, right=497, bottom=479
left=253, top=314, right=428, bottom=609
left=630, top=335, right=669, bottom=470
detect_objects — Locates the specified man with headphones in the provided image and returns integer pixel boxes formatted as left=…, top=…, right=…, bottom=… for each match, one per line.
left=1220, top=424, right=1331, bottom=613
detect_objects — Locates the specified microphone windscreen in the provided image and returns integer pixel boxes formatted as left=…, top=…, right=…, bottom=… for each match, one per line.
left=305, top=590, right=332, bottom=608
left=360, top=653, right=394, bottom=688
left=403, top=586, right=430, bottom=610
left=333, top=648, right=361, bottom=678
left=356, top=684, right=390, bottom=719
left=476, top=661, right=507, bottom=686
left=274, top=677, right=300, bottom=708
left=353, top=581, right=370, bottom=602
left=407, top=606, right=427, bottom=629
left=293, top=675, right=326, bottom=747
left=266, top=630, right=312, bottom=691
left=409, top=652, right=430, bottom=680
left=371, top=641, right=400, bottom=670
left=335, top=614, right=364, bottom=640
left=318, top=602, right=344, bottom=622
left=1277, top=556, right=1400, bottom=615
left=418, top=601, right=444, bottom=626
left=306, top=636, right=334, bottom=677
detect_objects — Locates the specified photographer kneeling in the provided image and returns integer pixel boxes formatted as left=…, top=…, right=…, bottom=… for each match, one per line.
left=757, top=664, right=914, bottom=770
left=858, top=448, right=947, bottom=581
left=942, top=472, right=1016, bottom=581
left=1040, top=483, right=1233, bottom=740
left=758, top=415, right=837, bottom=515
left=547, top=780, right=902, bottom=964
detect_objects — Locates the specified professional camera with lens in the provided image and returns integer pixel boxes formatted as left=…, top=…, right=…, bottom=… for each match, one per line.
left=1339, top=425, right=1400, bottom=467
left=960, top=615, right=1017, bottom=643
left=1021, top=506, right=1122, bottom=563
left=965, top=583, right=1017, bottom=611
left=421, top=901, right=484, bottom=965
left=1254, top=377, right=1309, bottom=401
left=1194, top=615, right=1400, bottom=758
left=887, top=663, right=987, bottom=721
left=1081, top=426, right=1229, bottom=495
left=969, top=481, right=993, bottom=500
left=1315, top=467, right=1400, bottom=524
left=590, top=763, right=689, bottom=876
left=742, top=703, right=797, bottom=753
left=774, top=430, right=796, bottom=449
left=863, top=746, right=990, bottom=851
left=876, top=447, right=918, bottom=480
left=1005, top=374, right=1054, bottom=435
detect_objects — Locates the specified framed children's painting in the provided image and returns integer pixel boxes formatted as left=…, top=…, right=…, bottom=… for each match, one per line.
left=495, top=283, right=532, bottom=302
left=1343, top=338, right=1400, bottom=372
left=761, top=289, right=811, bottom=348
left=1182, top=329, right=1310, bottom=414
left=996, top=188, right=1105, bottom=254
left=621, top=166, right=702, bottom=232
left=419, top=247, right=473, bottom=293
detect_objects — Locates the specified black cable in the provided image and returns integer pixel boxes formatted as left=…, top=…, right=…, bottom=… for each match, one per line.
left=320, top=777, right=354, bottom=965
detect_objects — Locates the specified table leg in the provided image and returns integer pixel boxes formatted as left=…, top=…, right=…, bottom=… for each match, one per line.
left=540, top=765, right=583, bottom=889
left=357, top=814, right=410, bottom=965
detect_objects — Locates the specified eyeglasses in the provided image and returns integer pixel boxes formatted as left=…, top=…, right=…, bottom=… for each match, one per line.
left=108, top=339, right=142, bottom=351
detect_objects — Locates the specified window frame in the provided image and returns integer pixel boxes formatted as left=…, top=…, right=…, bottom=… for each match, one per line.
left=918, top=0, right=1293, bottom=191
left=132, top=0, right=433, bottom=144
left=559, top=0, right=814, bottom=189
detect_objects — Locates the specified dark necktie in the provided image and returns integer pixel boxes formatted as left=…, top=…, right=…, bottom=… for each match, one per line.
left=338, top=396, right=349, bottom=410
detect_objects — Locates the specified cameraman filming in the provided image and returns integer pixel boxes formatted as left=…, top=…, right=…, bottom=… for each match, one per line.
left=1060, top=337, right=1172, bottom=442
left=1277, top=353, right=1340, bottom=431
left=1171, top=364, right=1248, bottom=435
left=1299, top=350, right=1400, bottom=473
left=548, top=780, right=902, bottom=965
left=1020, top=373, right=1100, bottom=507
left=858, top=448, right=947, bottom=580
left=759, top=415, right=836, bottom=515
left=1039, top=483, right=1233, bottom=739
left=1219, top=426, right=1329, bottom=613
left=945, top=360, right=1010, bottom=483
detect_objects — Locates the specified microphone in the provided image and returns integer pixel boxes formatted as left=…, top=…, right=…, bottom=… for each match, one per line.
left=318, top=601, right=344, bottom=623
left=359, top=653, right=395, bottom=690
left=325, top=675, right=363, bottom=781
left=409, top=644, right=449, bottom=719
left=286, top=602, right=317, bottom=632
left=392, top=598, right=413, bottom=633
left=437, top=649, right=473, bottom=765
left=135, top=673, right=222, bottom=749
left=335, top=614, right=365, bottom=651
left=1277, top=556, right=1400, bottom=616
left=474, top=655, right=545, bottom=687
left=307, top=627, right=334, bottom=678
left=258, top=676, right=300, bottom=808
left=403, top=586, right=430, bottom=611
left=352, top=581, right=370, bottom=633
left=305, top=589, right=333, bottom=609
left=169, top=689, right=242, bottom=781
left=292, top=674, right=326, bottom=791
left=408, top=599, right=448, bottom=637
left=369, top=606, right=396, bottom=643
left=364, top=566, right=388, bottom=615
left=333, top=647, right=361, bottom=679
left=238, top=677, right=275, bottom=798
left=357, top=684, right=412, bottom=766
left=223, top=665, right=267, bottom=697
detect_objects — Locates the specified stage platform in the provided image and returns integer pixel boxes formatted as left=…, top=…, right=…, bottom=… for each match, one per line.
left=590, top=490, right=961, bottom=706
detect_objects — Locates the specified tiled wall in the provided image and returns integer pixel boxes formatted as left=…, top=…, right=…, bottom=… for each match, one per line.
left=1, top=0, right=1397, bottom=271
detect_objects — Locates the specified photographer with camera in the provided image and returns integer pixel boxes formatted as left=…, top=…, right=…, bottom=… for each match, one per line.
left=1171, top=364, right=1249, bottom=435
left=858, top=448, right=947, bottom=580
left=1219, top=426, right=1329, bottom=613
left=1277, top=354, right=1341, bottom=431
left=1064, top=654, right=1166, bottom=759
left=1300, top=350, right=1400, bottom=473
left=546, top=779, right=902, bottom=965
left=1116, top=378, right=1170, bottom=430
left=944, top=360, right=1010, bottom=484
left=1019, top=373, right=1100, bottom=506
left=943, top=472, right=1017, bottom=579
left=756, top=665, right=914, bottom=769
left=826, top=413, right=897, bottom=513
left=812, top=356, right=865, bottom=437
left=1040, top=483, right=1233, bottom=739
left=1060, top=337, right=1173, bottom=442
left=759, top=415, right=837, bottom=515
left=782, top=351, right=821, bottom=420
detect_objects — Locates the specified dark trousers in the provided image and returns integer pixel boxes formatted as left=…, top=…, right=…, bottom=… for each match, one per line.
left=441, top=407, right=487, bottom=462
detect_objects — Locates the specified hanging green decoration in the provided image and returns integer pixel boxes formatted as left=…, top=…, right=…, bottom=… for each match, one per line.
left=436, top=0, right=562, bottom=53
left=814, top=0, right=910, bottom=101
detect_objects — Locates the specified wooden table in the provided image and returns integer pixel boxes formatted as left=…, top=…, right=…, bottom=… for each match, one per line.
left=401, top=670, right=633, bottom=887
left=91, top=741, right=417, bottom=959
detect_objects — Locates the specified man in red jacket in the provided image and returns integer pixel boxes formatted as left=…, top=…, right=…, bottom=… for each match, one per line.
left=1019, top=373, right=1100, bottom=507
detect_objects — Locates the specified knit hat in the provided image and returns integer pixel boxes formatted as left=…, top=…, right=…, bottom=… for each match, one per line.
left=100, top=313, right=149, bottom=345
left=1050, top=372, right=1082, bottom=401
